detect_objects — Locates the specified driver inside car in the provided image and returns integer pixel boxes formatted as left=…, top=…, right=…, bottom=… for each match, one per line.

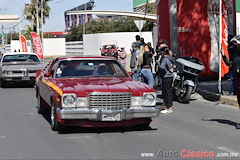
left=92, top=63, right=111, bottom=76
left=61, top=61, right=79, bottom=77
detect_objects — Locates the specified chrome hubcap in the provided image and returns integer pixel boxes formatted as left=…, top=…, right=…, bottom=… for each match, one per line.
left=51, top=104, right=55, bottom=126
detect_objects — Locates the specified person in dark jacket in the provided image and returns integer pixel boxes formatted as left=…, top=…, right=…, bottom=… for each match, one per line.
left=159, top=47, right=175, bottom=114
left=221, top=35, right=240, bottom=129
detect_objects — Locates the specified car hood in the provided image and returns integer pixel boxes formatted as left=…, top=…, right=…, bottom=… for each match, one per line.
left=52, top=78, right=154, bottom=96
left=2, top=63, right=45, bottom=70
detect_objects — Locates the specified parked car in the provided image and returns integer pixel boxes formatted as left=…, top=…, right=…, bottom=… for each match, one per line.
left=35, top=56, right=160, bottom=131
left=100, top=44, right=118, bottom=56
left=0, top=52, right=45, bottom=87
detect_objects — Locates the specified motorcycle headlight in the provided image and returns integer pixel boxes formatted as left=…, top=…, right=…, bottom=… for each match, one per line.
left=131, top=97, right=142, bottom=107
left=76, top=97, right=88, bottom=107
left=62, top=94, right=76, bottom=107
left=143, top=92, right=156, bottom=106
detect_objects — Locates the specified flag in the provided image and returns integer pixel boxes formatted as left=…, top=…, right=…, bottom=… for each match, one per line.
left=30, top=32, right=43, bottom=59
left=221, top=0, right=229, bottom=77
left=19, top=35, right=28, bottom=52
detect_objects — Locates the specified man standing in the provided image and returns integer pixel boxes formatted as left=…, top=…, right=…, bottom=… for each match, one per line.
left=130, top=42, right=141, bottom=81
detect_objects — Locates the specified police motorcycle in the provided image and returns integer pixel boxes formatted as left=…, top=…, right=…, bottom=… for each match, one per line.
left=173, top=57, right=205, bottom=103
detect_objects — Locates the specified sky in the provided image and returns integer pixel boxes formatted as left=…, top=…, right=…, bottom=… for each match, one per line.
left=0, top=0, right=133, bottom=33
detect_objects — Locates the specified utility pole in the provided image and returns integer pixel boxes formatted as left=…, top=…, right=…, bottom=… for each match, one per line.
left=83, top=3, right=86, bottom=35
left=41, top=0, right=44, bottom=52
left=36, top=0, right=40, bottom=35
left=2, top=25, right=4, bottom=52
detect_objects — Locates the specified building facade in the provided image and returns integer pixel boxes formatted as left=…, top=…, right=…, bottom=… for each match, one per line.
left=64, top=1, right=95, bottom=31
left=133, top=0, right=156, bottom=12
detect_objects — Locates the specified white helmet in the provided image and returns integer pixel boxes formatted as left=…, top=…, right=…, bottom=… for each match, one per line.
left=230, top=35, right=240, bottom=44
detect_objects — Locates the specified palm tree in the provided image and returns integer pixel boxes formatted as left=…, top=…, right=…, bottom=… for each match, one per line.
left=22, top=24, right=34, bottom=40
left=23, top=0, right=51, bottom=32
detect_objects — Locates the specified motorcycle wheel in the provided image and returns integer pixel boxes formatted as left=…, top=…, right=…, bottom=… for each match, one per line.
left=178, top=85, right=193, bottom=103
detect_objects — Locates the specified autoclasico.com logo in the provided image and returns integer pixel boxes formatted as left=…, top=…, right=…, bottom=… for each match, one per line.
left=140, top=149, right=239, bottom=158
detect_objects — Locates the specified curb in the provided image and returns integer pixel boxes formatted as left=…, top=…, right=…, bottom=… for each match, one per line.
left=220, top=95, right=239, bottom=107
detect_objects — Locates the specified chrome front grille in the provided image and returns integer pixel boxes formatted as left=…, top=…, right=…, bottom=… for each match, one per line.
left=89, top=92, right=131, bottom=109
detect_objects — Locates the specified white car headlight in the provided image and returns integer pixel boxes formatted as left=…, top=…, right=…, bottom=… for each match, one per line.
left=143, top=92, right=156, bottom=106
left=76, top=97, right=88, bottom=107
left=62, top=94, right=76, bottom=107
left=131, top=97, right=142, bottom=107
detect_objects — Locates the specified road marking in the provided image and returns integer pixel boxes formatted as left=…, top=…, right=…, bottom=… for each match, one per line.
left=26, top=113, right=34, bottom=116
left=217, top=147, right=239, bottom=153
left=132, top=133, right=160, bottom=136
left=65, top=135, right=92, bottom=139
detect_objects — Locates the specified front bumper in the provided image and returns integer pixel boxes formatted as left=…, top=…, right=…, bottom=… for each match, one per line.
left=2, top=75, right=35, bottom=82
left=57, top=107, right=160, bottom=121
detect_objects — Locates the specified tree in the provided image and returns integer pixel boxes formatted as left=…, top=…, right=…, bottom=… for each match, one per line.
left=23, top=0, right=51, bottom=32
left=22, top=25, right=34, bottom=40
left=66, top=2, right=157, bottom=42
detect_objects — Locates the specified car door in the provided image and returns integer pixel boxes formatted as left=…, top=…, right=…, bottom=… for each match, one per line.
left=38, top=59, right=55, bottom=105
left=41, top=59, right=59, bottom=105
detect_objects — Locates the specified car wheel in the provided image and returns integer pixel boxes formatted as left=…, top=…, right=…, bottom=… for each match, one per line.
left=0, top=78, right=6, bottom=88
left=37, top=93, right=47, bottom=114
left=51, top=102, right=63, bottom=131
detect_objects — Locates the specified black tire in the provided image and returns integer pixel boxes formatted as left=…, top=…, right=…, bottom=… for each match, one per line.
left=37, top=93, right=47, bottom=114
left=178, top=85, right=193, bottom=103
left=51, top=102, right=63, bottom=131
left=0, top=78, right=6, bottom=88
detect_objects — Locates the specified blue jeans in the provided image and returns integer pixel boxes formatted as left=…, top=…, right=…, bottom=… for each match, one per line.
left=141, top=68, right=154, bottom=87
left=131, top=67, right=141, bottom=82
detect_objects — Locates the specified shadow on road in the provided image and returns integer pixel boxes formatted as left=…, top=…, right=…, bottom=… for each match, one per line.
left=41, top=112, right=157, bottom=134
left=202, top=118, right=240, bottom=129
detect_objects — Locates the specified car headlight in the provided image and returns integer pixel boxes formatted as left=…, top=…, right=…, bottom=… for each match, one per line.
left=62, top=94, right=76, bottom=107
left=131, top=97, right=142, bottom=107
left=143, top=92, right=156, bottom=106
left=76, top=97, right=88, bottom=107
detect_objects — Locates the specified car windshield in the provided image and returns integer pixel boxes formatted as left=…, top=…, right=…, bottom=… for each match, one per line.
left=2, top=54, right=40, bottom=63
left=54, top=60, right=128, bottom=78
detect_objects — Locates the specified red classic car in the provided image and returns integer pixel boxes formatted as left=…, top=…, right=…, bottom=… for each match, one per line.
left=35, top=56, right=160, bottom=131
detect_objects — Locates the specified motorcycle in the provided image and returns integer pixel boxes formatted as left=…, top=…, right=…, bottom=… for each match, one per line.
left=173, top=57, right=205, bottom=103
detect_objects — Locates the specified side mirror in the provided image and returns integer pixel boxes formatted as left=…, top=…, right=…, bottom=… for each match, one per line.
left=128, top=72, right=134, bottom=77
left=44, top=72, right=51, bottom=77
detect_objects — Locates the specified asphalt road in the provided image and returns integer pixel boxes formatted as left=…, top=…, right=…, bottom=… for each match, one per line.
left=0, top=83, right=239, bottom=160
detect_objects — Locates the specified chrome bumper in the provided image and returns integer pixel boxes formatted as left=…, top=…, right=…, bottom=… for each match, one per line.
left=2, top=75, right=35, bottom=81
left=57, top=107, right=160, bottom=121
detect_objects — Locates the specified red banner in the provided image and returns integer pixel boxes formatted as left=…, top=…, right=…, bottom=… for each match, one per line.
left=30, top=32, right=43, bottom=59
left=19, top=35, right=28, bottom=52
left=221, top=0, right=229, bottom=77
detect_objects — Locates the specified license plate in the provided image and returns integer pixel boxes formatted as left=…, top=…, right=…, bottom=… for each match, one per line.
left=102, top=113, right=121, bottom=121
left=22, top=77, right=30, bottom=80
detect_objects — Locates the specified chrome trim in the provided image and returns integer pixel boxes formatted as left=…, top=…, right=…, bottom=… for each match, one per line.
left=57, top=107, right=160, bottom=121
left=88, top=92, right=131, bottom=109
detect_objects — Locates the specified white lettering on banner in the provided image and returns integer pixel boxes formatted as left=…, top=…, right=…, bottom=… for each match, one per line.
left=32, top=36, right=43, bottom=56
left=208, top=0, right=233, bottom=15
